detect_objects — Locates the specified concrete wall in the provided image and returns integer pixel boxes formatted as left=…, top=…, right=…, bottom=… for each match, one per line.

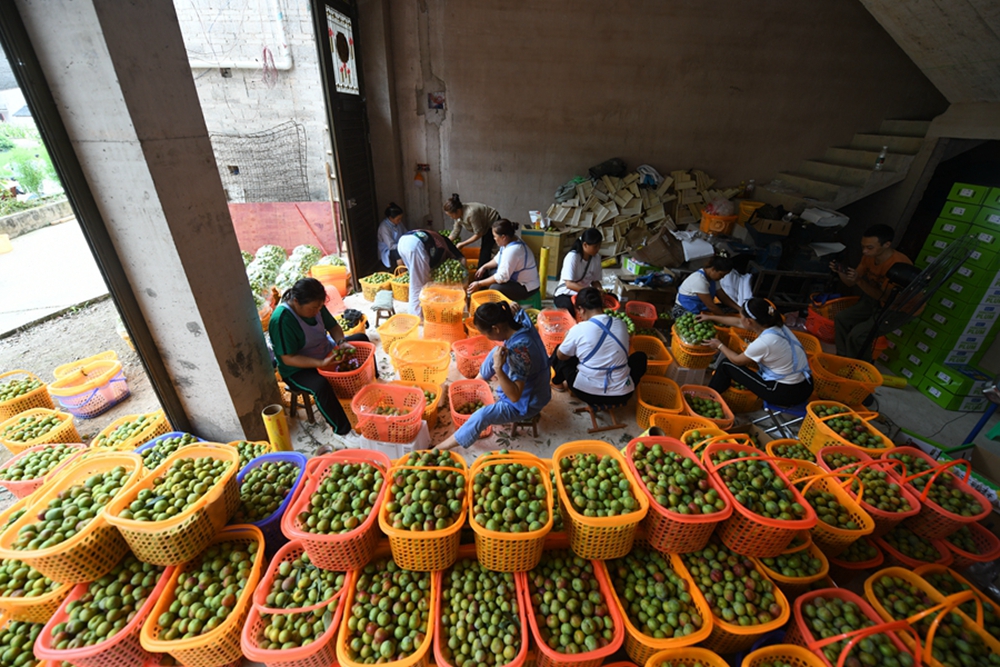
left=374, top=0, right=948, bottom=230
left=0, top=197, right=71, bottom=238
left=175, top=0, right=332, bottom=201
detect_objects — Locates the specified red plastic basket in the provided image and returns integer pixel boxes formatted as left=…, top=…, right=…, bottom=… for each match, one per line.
left=624, top=437, right=733, bottom=554
left=451, top=335, right=501, bottom=379
left=536, top=309, right=577, bottom=356
left=680, top=384, right=735, bottom=430
left=624, top=301, right=657, bottom=329
left=350, top=383, right=425, bottom=443
left=317, top=342, right=376, bottom=399
left=941, top=521, right=1000, bottom=569
left=630, top=335, right=672, bottom=376
left=874, top=528, right=953, bottom=569
left=805, top=295, right=859, bottom=344
left=448, top=379, right=495, bottom=438
left=572, top=292, right=620, bottom=316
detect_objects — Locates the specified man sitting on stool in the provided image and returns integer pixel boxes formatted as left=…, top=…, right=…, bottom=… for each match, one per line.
left=830, top=224, right=912, bottom=360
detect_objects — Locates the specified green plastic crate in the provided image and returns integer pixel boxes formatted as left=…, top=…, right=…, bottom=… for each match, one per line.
left=916, top=374, right=990, bottom=412
left=947, top=182, right=989, bottom=206
left=939, top=201, right=980, bottom=223
left=929, top=217, right=971, bottom=240
left=924, top=362, right=993, bottom=397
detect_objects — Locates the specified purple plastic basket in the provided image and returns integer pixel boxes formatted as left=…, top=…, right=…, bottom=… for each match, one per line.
left=54, top=370, right=130, bottom=419
left=233, top=451, right=308, bottom=556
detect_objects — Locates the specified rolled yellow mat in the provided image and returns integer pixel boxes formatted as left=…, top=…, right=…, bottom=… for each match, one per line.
left=539, top=246, right=549, bottom=300
left=880, top=374, right=907, bottom=389
left=262, top=403, right=292, bottom=451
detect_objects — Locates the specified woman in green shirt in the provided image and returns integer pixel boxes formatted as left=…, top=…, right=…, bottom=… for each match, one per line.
left=269, top=278, right=370, bottom=435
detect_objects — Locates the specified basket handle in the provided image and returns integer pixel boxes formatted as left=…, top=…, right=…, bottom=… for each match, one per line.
left=905, top=591, right=979, bottom=661
left=811, top=619, right=922, bottom=667
left=796, top=471, right=865, bottom=505
left=902, top=459, right=972, bottom=504
left=692, top=433, right=751, bottom=454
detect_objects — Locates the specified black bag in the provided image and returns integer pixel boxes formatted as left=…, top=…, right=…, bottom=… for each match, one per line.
left=588, top=158, right=627, bottom=180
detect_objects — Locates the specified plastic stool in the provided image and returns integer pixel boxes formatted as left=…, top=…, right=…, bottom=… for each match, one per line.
left=285, top=385, right=315, bottom=423
left=752, top=400, right=808, bottom=438
left=518, top=291, right=542, bottom=309
left=574, top=404, right=625, bottom=434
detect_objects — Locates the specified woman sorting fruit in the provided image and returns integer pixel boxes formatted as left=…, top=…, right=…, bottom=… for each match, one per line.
left=553, top=228, right=604, bottom=317
left=672, top=255, right=739, bottom=317
left=377, top=202, right=407, bottom=270
left=699, top=297, right=813, bottom=407
left=467, top=218, right=540, bottom=301
left=269, top=278, right=371, bottom=436
left=443, top=192, right=501, bottom=263
left=550, top=287, right=648, bottom=404
left=397, top=229, right=465, bottom=318
left=434, top=301, right=551, bottom=450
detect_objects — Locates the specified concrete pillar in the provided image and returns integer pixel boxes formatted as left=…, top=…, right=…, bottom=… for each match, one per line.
left=16, top=0, right=280, bottom=440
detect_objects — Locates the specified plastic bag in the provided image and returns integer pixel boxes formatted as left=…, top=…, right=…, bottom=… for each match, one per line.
left=703, top=197, right=735, bottom=217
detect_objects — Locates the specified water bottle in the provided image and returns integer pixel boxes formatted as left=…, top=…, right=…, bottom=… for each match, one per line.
left=874, top=146, right=888, bottom=171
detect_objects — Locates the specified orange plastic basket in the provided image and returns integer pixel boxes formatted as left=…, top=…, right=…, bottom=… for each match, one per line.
left=452, top=335, right=502, bottom=379
left=885, top=446, right=992, bottom=538
left=448, top=379, right=495, bottom=438
left=377, top=313, right=420, bottom=354
left=874, top=528, right=953, bottom=569
left=941, top=521, right=1000, bottom=568
left=766, top=439, right=817, bottom=463
left=335, top=543, right=437, bottom=667
left=241, top=581, right=347, bottom=667
left=90, top=410, right=171, bottom=451
left=793, top=330, right=824, bottom=357
left=722, top=385, right=763, bottom=413
left=781, top=461, right=875, bottom=557
left=0, top=408, right=80, bottom=456
left=810, top=353, right=883, bottom=405
left=351, top=383, right=426, bottom=443
left=552, top=441, right=650, bottom=560
left=432, top=544, right=528, bottom=667
left=280, top=450, right=391, bottom=571
left=359, top=272, right=393, bottom=301
left=390, top=339, right=452, bottom=385
left=624, top=437, right=732, bottom=554
left=537, top=310, right=577, bottom=356
left=0, top=563, right=73, bottom=624
left=680, top=384, right=735, bottom=430
left=140, top=526, right=265, bottom=667
left=0, top=452, right=143, bottom=583
left=700, top=212, right=738, bottom=235
left=105, top=445, right=241, bottom=566
left=799, top=401, right=894, bottom=455
left=805, top=295, right=859, bottom=344
left=753, top=538, right=830, bottom=601
left=424, top=321, right=466, bottom=346
left=251, top=538, right=346, bottom=613
left=635, top=376, right=684, bottom=430
left=34, top=557, right=175, bottom=667
left=606, top=545, right=713, bottom=665
left=378, top=455, right=467, bottom=571
left=624, top=301, right=657, bottom=329
left=912, top=564, right=1000, bottom=622
left=630, top=335, right=673, bottom=376
left=702, top=443, right=818, bottom=557
left=317, top=342, right=377, bottom=399
left=390, top=380, right=443, bottom=429
left=669, top=325, right=718, bottom=369
left=645, top=647, right=729, bottom=667
left=0, top=370, right=53, bottom=421
left=519, top=541, right=624, bottom=667
left=743, top=644, right=829, bottom=667
left=390, top=267, right=410, bottom=302
left=648, top=413, right=716, bottom=438
left=421, top=285, right=466, bottom=325
left=469, top=454, right=552, bottom=572
left=0, top=442, right=86, bottom=499
left=469, top=289, right=513, bottom=318
left=828, top=536, right=885, bottom=571
left=53, top=351, right=119, bottom=378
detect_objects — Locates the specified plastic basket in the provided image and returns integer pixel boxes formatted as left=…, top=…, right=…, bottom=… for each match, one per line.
left=424, top=320, right=467, bottom=344
left=669, top=326, right=717, bottom=369
left=377, top=313, right=420, bottom=354
left=53, top=350, right=118, bottom=378
left=140, top=525, right=265, bottom=667
left=874, top=529, right=953, bottom=569
left=342, top=314, right=367, bottom=337
left=390, top=268, right=411, bottom=302
left=390, top=380, right=442, bottom=429
left=799, top=401, right=894, bottom=456
left=648, top=413, right=716, bottom=438
left=702, top=443, right=818, bottom=557
left=722, top=385, right=763, bottom=413
left=828, top=536, right=885, bottom=570
left=941, top=521, right=1000, bottom=568
left=0, top=452, right=143, bottom=583
left=810, top=354, right=883, bottom=405
left=0, top=442, right=86, bottom=499
left=317, top=342, right=377, bottom=399
left=630, top=335, right=672, bottom=376
left=805, top=295, right=860, bottom=344
left=469, top=289, right=513, bottom=318
left=449, top=379, right=495, bottom=438
left=519, top=541, right=624, bottom=667
left=91, top=410, right=171, bottom=451
left=351, top=383, right=426, bottom=443
left=469, top=454, right=552, bottom=572
left=360, top=272, right=393, bottom=301
left=47, top=359, right=129, bottom=420
left=452, top=335, right=502, bottom=379
left=537, top=309, right=577, bottom=356
left=432, top=544, right=528, bottom=667
left=552, top=441, right=650, bottom=560
left=222, top=439, right=274, bottom=471
left=680, top=384, right=735, bottom=430
left=134, top=431, right=208, bottom=471
left=0, top=566, right=73, bottom=624
left=391, top=339, right=452, bottom=385
left=335, top=542, right=436, bottom=667
left=251, top=539, right=346, bottom=613
left=793, top=331, right=824, bottom=357
left=753, top=538, right=830, bottom=601
left=911, top=563, right=1000, bottom=623
left=634, top=377, right=684, bottom=430
left=625, top=301, right=657, bottom=329
left=234, top=451, right=307, bottom=556
left=624, top=438, right=733, bottom=554
left=646, top=648, right=729, bottom=667
left=421, top=285, right=466, bottom=325
left=743, top=644, right=829, bottom=667
left=572, top=291, right=620, bottom=314
left=0, top=370, right=53, bottom=421
left=280, top=450, right=391, bottom=571
left=34, top=558, right=175, bottom=667
left=311, top=263, right=349, bottom=297
left=0, top=408, right=80, bottom=456
left=782, top=462, right=875, bottom=557
left=105, top=445, right=241, bottom=566
left=700, top=212, right=738, bottom=236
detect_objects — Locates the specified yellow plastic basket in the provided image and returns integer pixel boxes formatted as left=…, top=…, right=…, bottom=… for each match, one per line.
left=0, top=370, right=53, bottom=421
left=0, top=569, right=73, bottom=624
left=360, top=272, right=394, bottom=301
left=420, top=285, right=466, bottom=325
left=90, top=411, right=171, bottom=451
left=390, top=339, right=452, bottom=385
left=636, top=377, right=684, bottom=430
left=0, top=408, right=80, bottom=456
left=390, top=268, right=411, bottom=302
left=783, top=461, right=875, bottom=557
left=390, top=380, right=442, bottom=429
left=742, top=644, right=827, bottom=667
left=377, top=313, right=420, bottom=353
left=52, top=350, right=119, bottom=378
left=798, top=401, right=894, bottom=455
left=752, top=537, right=830, bottom=601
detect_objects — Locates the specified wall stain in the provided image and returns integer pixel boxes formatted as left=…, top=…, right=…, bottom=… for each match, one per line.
left=179, top=360, right=198, bottom=371
left=145, top=288, right=157, bottom=297
left=174, top=375, right=193, bottom=388
left=186, top=321, right=203, bottom=336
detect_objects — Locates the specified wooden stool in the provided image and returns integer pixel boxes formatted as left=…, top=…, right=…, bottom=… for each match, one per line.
left=575, top=404, right=626, bottom=434
left=509, top=413, right=540, bottom=437
left=373, top=290, right=395, bottom=327
left=286, top=385, right=316, bottom=423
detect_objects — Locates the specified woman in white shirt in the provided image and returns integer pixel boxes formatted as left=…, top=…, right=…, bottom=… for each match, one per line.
left=552, top=287, right=648, bottom=405
left=377, top=202, right=407, bottom=270
left=699, top=298, right=813, bottom=407
left=672, top=255, right=739, bottom=318
left=553, top=228, right=604, bottom=316
left=468, top=219, right=540, bottom=301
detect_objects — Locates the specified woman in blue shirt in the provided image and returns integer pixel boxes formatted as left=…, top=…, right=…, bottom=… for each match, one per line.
left=434, top=301, right=551, bottom=450
left=377, top=202, right=407, bottom=270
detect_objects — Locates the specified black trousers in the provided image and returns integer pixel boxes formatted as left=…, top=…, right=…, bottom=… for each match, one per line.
left=491, top=282, right=538, bottom=301
left=708, top=359, right=814, bottom=407
left=283, top=333, right=371, bottom=435
left=550, top=350, right=648, bottom=407
left=553, top=294, right=576, bottom=318
left=479, top=232, right=497, bottom=264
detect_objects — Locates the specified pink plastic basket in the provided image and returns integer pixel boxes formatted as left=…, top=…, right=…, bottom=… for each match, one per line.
left=350, top=383, right=426, bottom=443
left=452, top=336, right=501, bottom=379
left=537, top=309, right=577, bottom=356
left=625, top=301, right=657, bottom=329
left=448, top=379, right=495, bottom=438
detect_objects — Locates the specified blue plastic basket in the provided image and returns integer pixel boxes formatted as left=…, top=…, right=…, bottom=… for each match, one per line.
left=234, top=451, right=308, bottom=556
left=133, top=431, right=206, bottom=468
left=54, top=370, right=130, bottom=419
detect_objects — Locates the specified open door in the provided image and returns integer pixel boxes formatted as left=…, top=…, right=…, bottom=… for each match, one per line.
left=312, top=0, right=380, bottom=282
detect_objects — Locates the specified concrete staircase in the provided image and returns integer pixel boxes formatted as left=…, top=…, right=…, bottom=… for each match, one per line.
left=758, top=119, right=931, bottom=212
